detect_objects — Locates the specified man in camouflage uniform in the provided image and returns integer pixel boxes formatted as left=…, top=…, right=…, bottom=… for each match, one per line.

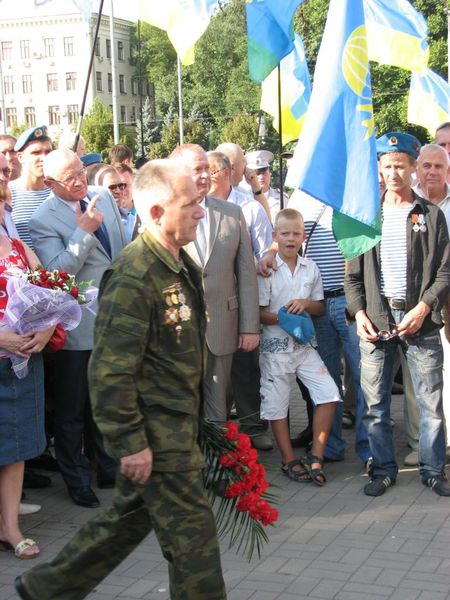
left=15, top=159, right=227, bottom=600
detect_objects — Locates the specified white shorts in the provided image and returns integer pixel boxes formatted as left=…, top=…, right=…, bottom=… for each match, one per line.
left=260, top=346, right=341, bottom=421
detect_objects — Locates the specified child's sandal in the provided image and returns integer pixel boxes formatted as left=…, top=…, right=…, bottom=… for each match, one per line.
left=306, top=454, right=327, bottom=486
left=281, top=459, right=311, bottom=482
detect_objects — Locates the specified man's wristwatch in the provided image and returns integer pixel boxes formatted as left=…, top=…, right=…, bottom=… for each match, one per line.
left=254, top=189, right=263, bottom=196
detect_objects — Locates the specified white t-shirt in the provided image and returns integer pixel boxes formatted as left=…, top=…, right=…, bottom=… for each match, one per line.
left=258, top=253, right=323, bottom=353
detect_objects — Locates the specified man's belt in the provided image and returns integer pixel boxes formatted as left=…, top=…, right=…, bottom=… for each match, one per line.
left=385, top=298, right=406, bottom=310
left=324, top=288, right=345, bottom=298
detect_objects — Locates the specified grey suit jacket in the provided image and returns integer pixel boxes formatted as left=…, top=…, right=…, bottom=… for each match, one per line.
left=185, top=195, right=259, bottom=356
left=29, top=186, right=127, bottom=351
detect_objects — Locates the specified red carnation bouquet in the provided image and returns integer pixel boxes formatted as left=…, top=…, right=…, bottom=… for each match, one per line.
left=201, top=419, right=278, bottom=560
left=0, top=266, right=97, bottom=378
left=24, top=266, right=93, bottom=304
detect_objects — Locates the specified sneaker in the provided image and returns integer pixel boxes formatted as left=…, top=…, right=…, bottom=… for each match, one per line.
left=19, top=503, right=41, bottom=516
left=364, top=475, right=395, bottom=497
left=403, top=450, right=419, bottom=467
left=342, top=410, right=355, bottom=429
left=422, top=474, right=450, bottom=496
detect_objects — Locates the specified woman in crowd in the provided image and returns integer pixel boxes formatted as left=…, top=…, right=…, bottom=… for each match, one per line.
left=0, top=184, right=54, bottom=559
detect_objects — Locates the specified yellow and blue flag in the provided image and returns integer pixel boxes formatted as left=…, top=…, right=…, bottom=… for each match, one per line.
left=286, top=0, right=380, bottom=259
left=408, top=69, right=450, bottom=136
left=137, top=0, right=219, bottom=65
left=260, top=33, right=311, bottom=146
left=246, top=0, right=305, bottom=84
left=363, top=0, right=429, bottom=73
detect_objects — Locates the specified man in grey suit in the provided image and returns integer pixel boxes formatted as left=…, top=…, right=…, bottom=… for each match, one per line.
left=171, top=144, right=260, bottom=427
left=29, top=149, right=127, bottom=508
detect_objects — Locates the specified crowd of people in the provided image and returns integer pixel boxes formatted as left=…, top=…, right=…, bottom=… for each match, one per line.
left=0, top=120, right=448, bottom=599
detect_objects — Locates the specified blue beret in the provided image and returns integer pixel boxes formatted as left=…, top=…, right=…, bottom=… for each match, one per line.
left=277, top=307, right=315, bottom=345
left=376, top=131, right=421, bottom=160
left=14, top=125, right=50, bottom=152
left=80, top=153, right=103, bottom=167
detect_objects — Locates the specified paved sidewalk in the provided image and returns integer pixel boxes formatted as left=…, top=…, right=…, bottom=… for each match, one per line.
left=1, top=383, right=450, bottom=600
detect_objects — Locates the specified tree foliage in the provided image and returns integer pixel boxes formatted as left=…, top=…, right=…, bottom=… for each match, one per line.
left=295, top=0, right=448, bottom=142
left=81, top=97, right=115, bottom=159
left=81, top=98, right=134, bottom=159
left=133, top=0, right=448, bottom=150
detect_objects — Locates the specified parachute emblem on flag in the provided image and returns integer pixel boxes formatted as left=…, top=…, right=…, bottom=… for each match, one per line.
left=342, top=26, right=374, bottom=140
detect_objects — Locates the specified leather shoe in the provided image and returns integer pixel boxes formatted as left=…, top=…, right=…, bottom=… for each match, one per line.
left=290, top=427, right=313, bottom=448
left=26, top=452, right=59, bottom=472
left=97, top=475, right=116, bottom=489
left=250, top=433, right=273, bottom=451
left=15, top=576, right=34, bottom=600
left=68, top=486, right=100, bottom=508
left=23, top=469, right=51, bottom=489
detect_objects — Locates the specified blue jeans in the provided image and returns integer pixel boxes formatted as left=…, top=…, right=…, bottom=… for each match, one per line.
left=312, top=295, right=370, bottom=461
left=360, top=309, right=445, bottom=480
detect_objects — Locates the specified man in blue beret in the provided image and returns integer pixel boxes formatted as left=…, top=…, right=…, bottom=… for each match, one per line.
left=9, top=125, right=53, bottom=248
left=345, top=131, right=450, bottom=497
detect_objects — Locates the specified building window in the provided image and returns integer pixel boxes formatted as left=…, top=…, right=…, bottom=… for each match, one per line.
left=131, top=78, right=137, bottom=96
left=107, top=73, right=112, bottom=93
left=119, top=74, right=125, bottom=93
left=3, top=76, right=14, bottom=95
left=66, top=72, right=76, bottom=91
left=63, top=37, right=74, bottom=57
left=47, top=73, right=58, bottom=92
left=106, top=39, right=111, bottom=59
left=44, top=38, right=55, bottom=58
left=117, top=41, right=124, bottom=60
left=20, top=40, right=30, bottom=59
left=94, top=38, right=100, bottom=57
left=24, top=106, right=36, bottom=127
left=1, top=41, right=12, bottom=61
left=130, top=105, right=136, bottom=122
left=48, top=105, right=60, bottom=126
left=6, top=108, right=17, bottom=128
left=96, top=71, right=103, bottom=92
left=67, top=104, right=79, bottom=126
left=22, top=74, right=33, bottom=94
left=120, top=105, right=126, bottom=123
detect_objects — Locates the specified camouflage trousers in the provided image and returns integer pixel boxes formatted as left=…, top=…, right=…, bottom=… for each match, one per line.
left=20, top=469, right=226, bottom=600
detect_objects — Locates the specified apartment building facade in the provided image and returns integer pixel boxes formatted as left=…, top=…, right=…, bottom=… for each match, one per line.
left=0, top=9, right=147, bottom=136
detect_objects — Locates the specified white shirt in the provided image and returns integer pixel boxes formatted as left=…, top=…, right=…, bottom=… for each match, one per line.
left=228, top=187, right=272, bottom=260
left=414, top=182, right=450, bottom=231
left=288, top=190, right=345, bottom=291
left=258, top=253, right=323, bottom=353
left=266, top=186, right=289, bottom=223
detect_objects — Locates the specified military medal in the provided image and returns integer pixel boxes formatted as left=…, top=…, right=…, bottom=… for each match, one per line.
left=162, top=282, right=192, bottom=343
left=411, top=213, right=426, bottom=233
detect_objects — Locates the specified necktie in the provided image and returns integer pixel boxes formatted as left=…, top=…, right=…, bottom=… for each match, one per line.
left=80, top=199, right=112, bottom=258
left=196, top=217, right=207, bottom=264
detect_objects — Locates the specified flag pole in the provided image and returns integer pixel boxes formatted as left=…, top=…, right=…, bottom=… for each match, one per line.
left=73, top=0, right=105, bottom=152
left=177, top=57, right=184, bottom=145
left=137, top=20, right=145, bottom=157
left=277, top=65, right=284, bottom=209
left=109, top=0, right=120, bottom=144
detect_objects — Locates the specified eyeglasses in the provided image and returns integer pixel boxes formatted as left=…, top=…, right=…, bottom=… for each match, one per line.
left=377, top=325, right=399, bottom=341
left=210, top=167, right=226, bottom=177
left=108, top=182, right=127, bottom=192
left=49, top=167, right=87, bottom=186
left=0, top=167, right=11, bottom=178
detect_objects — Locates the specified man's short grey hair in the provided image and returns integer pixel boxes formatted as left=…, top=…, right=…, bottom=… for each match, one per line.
left=207, top=151, right=231, bottom=172
left=43, top=148, right=79, bottom=179
left=418, top=143, right=449, bottom=166
left=133, top=159, right=190, bottom=225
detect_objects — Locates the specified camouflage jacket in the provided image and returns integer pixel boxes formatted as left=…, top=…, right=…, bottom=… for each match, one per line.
left=88, top=229, right=207, bottom=472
